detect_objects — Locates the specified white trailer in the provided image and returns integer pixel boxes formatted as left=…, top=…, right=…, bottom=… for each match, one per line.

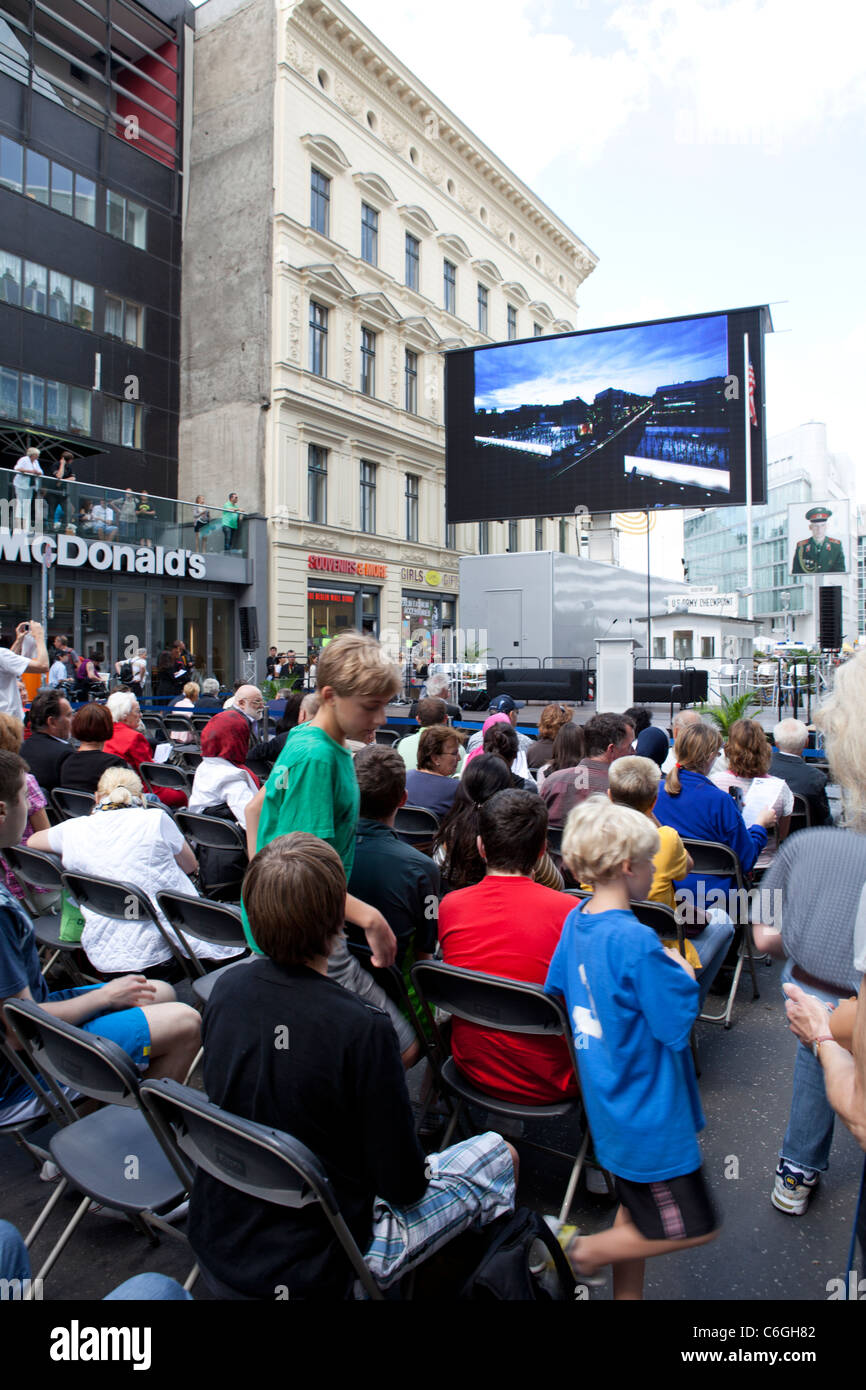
left=458, top=551, right=690, bottom=666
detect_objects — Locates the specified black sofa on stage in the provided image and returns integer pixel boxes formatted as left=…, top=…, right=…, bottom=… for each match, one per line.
left=632, top=667, right=708, bottom=705
left=478, top=665, right=706, bottom=709
left=482, top=667, right=591, bottom=706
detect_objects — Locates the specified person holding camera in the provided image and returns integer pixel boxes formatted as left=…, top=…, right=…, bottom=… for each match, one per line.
left=0, top=622, right=48, bottom=720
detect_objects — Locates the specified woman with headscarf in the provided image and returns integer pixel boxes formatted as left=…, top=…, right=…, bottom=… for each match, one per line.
left=188, top=709, right=260, bottom=825
left=464, top=713, right=533, bottom=784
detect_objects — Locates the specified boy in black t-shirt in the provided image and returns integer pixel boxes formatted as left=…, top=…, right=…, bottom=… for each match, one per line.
left=188, top=832, right=516, bottom=1298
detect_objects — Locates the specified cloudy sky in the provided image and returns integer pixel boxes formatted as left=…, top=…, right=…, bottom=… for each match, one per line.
left=334, top=0, right=864, bottom=576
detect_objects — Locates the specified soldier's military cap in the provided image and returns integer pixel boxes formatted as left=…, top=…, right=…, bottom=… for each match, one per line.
left=805, top=506, right=832, bottom=522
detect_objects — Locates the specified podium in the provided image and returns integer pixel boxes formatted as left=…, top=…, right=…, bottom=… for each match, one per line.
left=595, top=637, right=639, bottom=712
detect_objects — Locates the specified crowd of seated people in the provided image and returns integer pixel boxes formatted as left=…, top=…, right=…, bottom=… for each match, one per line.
left=4, top=632, right=866, bottom=1305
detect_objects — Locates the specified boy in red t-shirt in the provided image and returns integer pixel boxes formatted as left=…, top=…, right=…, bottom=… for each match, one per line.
left=438, top=789, right=577, bottom=1103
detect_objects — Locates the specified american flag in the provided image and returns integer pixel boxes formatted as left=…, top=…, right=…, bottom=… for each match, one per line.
left=748, top=360, right=757, bottom=427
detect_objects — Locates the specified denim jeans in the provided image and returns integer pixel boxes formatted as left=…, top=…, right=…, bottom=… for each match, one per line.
left=0, top=1220, right=192, bottom=1300
left=692, top=908, right=736, bottom=1009
left=779, top=958, right=836, bottom=1175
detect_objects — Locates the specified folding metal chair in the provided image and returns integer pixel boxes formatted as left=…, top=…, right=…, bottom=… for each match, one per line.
left=138, top=761, right=192, bottom=796
left=50, top=788, right=95, bottom=820
left=0, top=1033, right=69, bottom=1170
left=374, top=729, right=401, bottom=747
left=179, top=750, right=203, bottom=771
left=2, top=1000, right=195, bottom=1293
left=139, top=1077, right=384, bottom=1300
left=345, top=939, right=439, bottom=1071
left=0, top=846, right=97, bottom=986
left=142, top=714, right=169, bottom=743
left=61, top=872, right=199, bottom=984
left=191, top=715, right=213, bottom=736
left=789, top=792, right=811, bottom=836
left=162, top=715, right=198, bottom=742
left=394, top=806, right=439, bottom=852
left=156, top=892, right=250, bottom=1007
left=173, top=810, right=248, bottom=902
left=679, top=837, right=759, bottom=1029
left=411, top=960, right=592, bottom=1225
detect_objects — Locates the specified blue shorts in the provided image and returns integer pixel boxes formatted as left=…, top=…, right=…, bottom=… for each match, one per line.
left=0, top=987, right=151, bottom=1119
left=48, top=985, right=152, bottom=1069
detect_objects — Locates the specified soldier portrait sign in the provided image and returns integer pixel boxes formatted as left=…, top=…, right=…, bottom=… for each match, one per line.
left=788, top=501, right=848, bottom=576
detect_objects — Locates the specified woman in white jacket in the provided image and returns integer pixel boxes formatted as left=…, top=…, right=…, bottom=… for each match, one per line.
left=188, top=710, right=260, bottom=825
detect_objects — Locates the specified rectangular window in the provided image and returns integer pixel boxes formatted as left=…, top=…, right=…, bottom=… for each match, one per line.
left=72, top=282, right=94, bottom=332
left=309, top=301, right=328, bottom=377
left=122, top=401, right=141, bottom=449
left=310, top=167, right=330, bottom=237
left=124, top=302, right=143, bottom=347
left=443, top=259, right=456, bottom=315
left=445, top=520, right=456, bottom=550
left=361, top=202, right=378, bottom=265
left=700, top=636, right=715, bottom=659
left=479, top=521, right=490, bottom=554
left=0, top=251, right=21, bottom=306
left=125, top=200, right=147, bottom=249
left=360, top=327, right=376, bottom=396
left=405, top=233, right=420, bottom=291
left=534, top=322, right=543, bottom=337
left=25, top=150, right=49, bottom=205
left=23, top=262, right=47, bottom=314
left=507, top=305, right=517, bottom=340
left=104, top=293, right=123, bottom=338
left=48, top=271, right=71, bottom=323
left=106, top=189, right=125, bottom=239
left=20, top=373, right=44, bottom=424
left=308, top=444, right=328, bottom=523
left=0, top=136, right=23, bottom=193
left=103, top=396, right=121, bottom=443
left=405, top=473, right=419, bottom=542
left=653, top=636, right=667, bottom=660
left=535, top=517, right=544, bottom=550
left=360, top=460, right=376, bottom=535
left=68, top=387, right=91, bottom=435
left=404, top=349, right=418, bottom=413
left=673, top=630, right=694, bottom=661
left=477, top=283, right=488, bottom=335
left=45, top=380, right=68, bottom=430
left=74, top=174, right=96, bottom=226
left=559, top=518, right=568, bottom=552
left=508, top=520, right=518, bottom=551
left=0, top=368, right=18, bottom=418
left=50, top=162, right=74, bottom=216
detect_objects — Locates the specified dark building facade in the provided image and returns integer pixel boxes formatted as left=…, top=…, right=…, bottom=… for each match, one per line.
left=0, top=0, right=192, bottom=496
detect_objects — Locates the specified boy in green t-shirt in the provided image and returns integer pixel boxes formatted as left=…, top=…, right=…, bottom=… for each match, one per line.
left=243, top=633, right=418, bottom=1057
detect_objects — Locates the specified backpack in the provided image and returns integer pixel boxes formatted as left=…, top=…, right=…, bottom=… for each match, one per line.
left=119, top=661, right=134, bottom=684
left=457, top=1208, right=576, bottom=1301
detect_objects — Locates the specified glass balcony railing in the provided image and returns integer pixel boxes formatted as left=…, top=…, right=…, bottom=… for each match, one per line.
left=0, top=465, right=249, bottom=559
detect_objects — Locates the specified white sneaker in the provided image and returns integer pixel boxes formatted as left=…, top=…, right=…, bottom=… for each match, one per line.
left=771, top=1161, right=819, bottom=1216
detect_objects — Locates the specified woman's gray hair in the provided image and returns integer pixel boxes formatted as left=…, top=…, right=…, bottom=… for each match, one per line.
left=425, top=673, right=450, bottom=699
left=107, top=690, right=138, bottom=723
left=815, top=651, right=866, bottom=829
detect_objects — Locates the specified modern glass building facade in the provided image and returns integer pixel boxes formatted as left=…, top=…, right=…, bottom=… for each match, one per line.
left=0, top=0, right=192, bottom=497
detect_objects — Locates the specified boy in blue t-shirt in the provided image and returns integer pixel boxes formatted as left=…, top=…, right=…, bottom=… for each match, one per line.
left=545, top=795, right=719, bottom=1299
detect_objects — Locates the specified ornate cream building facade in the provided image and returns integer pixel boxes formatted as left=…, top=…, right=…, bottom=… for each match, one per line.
left=180, top=0, right=597, bottom=658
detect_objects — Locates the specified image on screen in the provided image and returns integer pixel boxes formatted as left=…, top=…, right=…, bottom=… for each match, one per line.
left=445, top=306, right=768, bottom=522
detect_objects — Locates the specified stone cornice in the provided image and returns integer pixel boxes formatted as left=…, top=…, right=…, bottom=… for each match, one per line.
left=290, top=0, right=598, bottom=282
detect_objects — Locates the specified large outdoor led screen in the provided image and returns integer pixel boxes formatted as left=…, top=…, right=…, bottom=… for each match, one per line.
left=445, top=305, right=770, bottom=522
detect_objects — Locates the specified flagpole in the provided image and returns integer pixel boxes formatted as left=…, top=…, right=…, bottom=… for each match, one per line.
left=744, top=332, right=753, bottom=621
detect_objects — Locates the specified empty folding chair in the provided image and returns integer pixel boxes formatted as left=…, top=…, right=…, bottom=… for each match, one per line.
left=139, top=1077, right=384, bottom=1300
left=789, top=793, right=811, bottom=836
left=138, top=761, right=191, bottom=796
left=156, top=892, right=250, bottom=1007
left=679, top=837, right=758, bottom=1029
left=50, top=788, right=95, bottom=820
left=142, top=714, right=169, bottom=743
left=179, top=750, right=203, bottom=771
left=161, top=715, right=198, bottom=743
left=2, top=1000, right=195, bottom=1292
left=394, top=806, right=439, bottom=853
left=411, top=960, right=592, bottom=1225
